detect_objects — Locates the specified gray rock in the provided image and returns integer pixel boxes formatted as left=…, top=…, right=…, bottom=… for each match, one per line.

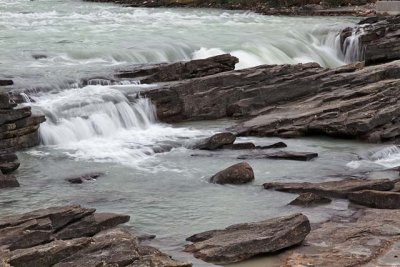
left=348, top=190, right=400, bottom=209
left=210, top=162, right=254, bottom=185
left=238, top=151, right=318, bottom=161
left=185, top=213, right=310, bottom=265
left=195, top=132, right=236, bottom=150
left=264, top=178, right=395, bottom=198
left=0, top=173, right=19, bottom=188
left=289, top=192, right=332, bottom=207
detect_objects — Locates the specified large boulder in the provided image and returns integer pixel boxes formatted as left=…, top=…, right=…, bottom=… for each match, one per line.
left=210, top=162, right=254, bottom=185
left=263, top=178, right=396, bottom=198
left=348, top=190, right=400, bottom=209
left=184, top=213, right=310, bottom=264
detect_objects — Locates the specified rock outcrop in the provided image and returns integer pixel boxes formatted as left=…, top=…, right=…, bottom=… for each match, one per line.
left=283, top=209, right=400, bottom=266
left=0, top=205, right=191, bottom=267
left=341, top=15, right=400, bottom=65
left=0, top=90, right=45, bottom=152
left=263, top=178, right=396, bottom=198
left=185, top=213, right=310, bottom=265
left=210, top=162, right=254, bottom=185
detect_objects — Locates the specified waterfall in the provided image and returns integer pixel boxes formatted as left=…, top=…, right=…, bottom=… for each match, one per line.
left=341, top=28, right=364, bottom=63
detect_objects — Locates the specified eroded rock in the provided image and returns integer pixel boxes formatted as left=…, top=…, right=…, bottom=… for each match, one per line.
left=348, top=190, right=400, bottom=209
left=210, top=162, right=254, bottom=185
left=263, top=178, right=395, bottom=198
left=185, top=213, right=310, bottom=264
left=194, top=132, right=236, bottom=150
left=289, top=192, right=332, bottom=207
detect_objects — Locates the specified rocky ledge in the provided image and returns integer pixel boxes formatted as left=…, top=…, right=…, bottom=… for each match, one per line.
left=0, top=205, right=191, bottom=267
left=0, top=85, right=45, bottom=189
left=341, top=15, right=400, bottom=65
left=185, top=213, right=310, bottom=265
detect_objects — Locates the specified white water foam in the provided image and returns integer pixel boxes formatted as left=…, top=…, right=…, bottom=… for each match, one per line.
left=347, top=145, right=400, bottom=169
left=28, top=85, right=207, bottom=165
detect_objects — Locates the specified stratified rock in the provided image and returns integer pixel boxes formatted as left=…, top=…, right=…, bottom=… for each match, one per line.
left=283, top=209, right=400, bottom=266
left=289, top=192, right=332, bottom=207
left=185, top=213, right=310, bottom=265
left=341, top=15, right=400, bottom=65
left=210, top=162, right=254, bottom=185
left=0, top=205, right=190, bottom=267
left=10, top=238, right=91, bottom=267
left=194, top=132, right=236, bottom=150
left=238, top=151, right=318, bottom=161
left=64, top=172, right=104, bottom=184
left=348, top=190, right=400, bottom=209
left=115, top=54, right=238, bottom=83
left=0, top=173, right=19, bottom=188
left=55, top=228, right=140, bottom=266
left=263, top=178, right=395, bottom=198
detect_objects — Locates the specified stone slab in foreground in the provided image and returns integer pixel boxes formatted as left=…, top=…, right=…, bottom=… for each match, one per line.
left=263, top=178, right=396, bottom=198
left=184, top=213, right=310, bottom=265
left=348, top=190, right=400, bottom=209
left=0, top=205, right=191, bottom=267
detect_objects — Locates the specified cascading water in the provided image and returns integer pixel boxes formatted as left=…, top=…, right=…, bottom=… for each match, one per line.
left=27, top=85, right=207, bottom=164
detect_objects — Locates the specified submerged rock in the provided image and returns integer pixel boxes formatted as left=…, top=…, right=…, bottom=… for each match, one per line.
left=348, top=190, right=400, bottom=209
left=65, top=172, right=104, bottom=184
left=263, top=178, right=395, bottom=198
left=185, top=213, right=310, bottom=265
left=238, top=151, right=318, bottom=161
left=0, top=205, right=190, bottom=267
left=210, top=162, right=254, bottom=185
left=221, top=142, right=256, bottom=150
left=0, top=173, right=19, bottom=188
left=289, top=192, right=332, bottom=207
left=194, top=132, right=236, bottom=150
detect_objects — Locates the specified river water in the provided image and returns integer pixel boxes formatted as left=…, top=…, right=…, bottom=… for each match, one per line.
left=1, top=0, right=399, bottom=266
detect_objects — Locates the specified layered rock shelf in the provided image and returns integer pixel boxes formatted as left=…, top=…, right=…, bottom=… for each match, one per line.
left=0, top=205, right=191, bottom=267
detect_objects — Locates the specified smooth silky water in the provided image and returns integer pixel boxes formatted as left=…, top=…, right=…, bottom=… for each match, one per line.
left=1, top=0, right=398, bottom=266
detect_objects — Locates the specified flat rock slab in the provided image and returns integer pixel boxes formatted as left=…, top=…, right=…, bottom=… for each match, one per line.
left=348, top=190, right=400, bottom=209
left=289, top=192, right=332, bottom=207
left=210, top=162, right=254, bottom=185
left=0, top=205, right=191, bottom=267
left=238, top=151, right=318, bottom=161
left=283, top=209, right=400, bottom=266
left=263, top=178, right=396, bottom=198
left=184, top=213, right=310, bottom=265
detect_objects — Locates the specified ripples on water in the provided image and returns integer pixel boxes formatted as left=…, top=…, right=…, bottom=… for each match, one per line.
left=0, top=1, right=397, bottom=266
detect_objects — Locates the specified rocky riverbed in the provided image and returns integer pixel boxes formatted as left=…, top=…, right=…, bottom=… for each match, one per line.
left=2, top=1, right=400, bottom=266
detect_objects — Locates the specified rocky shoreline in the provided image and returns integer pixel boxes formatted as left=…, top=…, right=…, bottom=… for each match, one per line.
left=2, top=6, right=400, bottom=267
left=84, top=0, right=377, bottom=17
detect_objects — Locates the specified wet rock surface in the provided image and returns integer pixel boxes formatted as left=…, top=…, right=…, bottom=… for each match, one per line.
left=283, top=209, right=400, bottom=266
left=238, top=151, right=318, bottom=161
left=210, top=162, right=254, bottom=185
left=348, top=190, right=400, bottom=209
left=185, top=213, right=310, bottom=265
left=341, top=15, right=400, bottom=65
left=194, top=132, right=236, bottom=150
left=0, top=205, right=191, bottom=267
left=65, top=172, right=105, bottom=184
left=289, top=192, right=332, bottom=207
left=263, top=178, right=396, bottom=198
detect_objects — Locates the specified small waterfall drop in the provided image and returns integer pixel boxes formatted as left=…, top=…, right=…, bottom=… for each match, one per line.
left=341, top=28, right=364, bottom=63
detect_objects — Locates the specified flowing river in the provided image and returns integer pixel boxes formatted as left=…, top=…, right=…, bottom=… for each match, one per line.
left=1, top=0, right=399, bottom=266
